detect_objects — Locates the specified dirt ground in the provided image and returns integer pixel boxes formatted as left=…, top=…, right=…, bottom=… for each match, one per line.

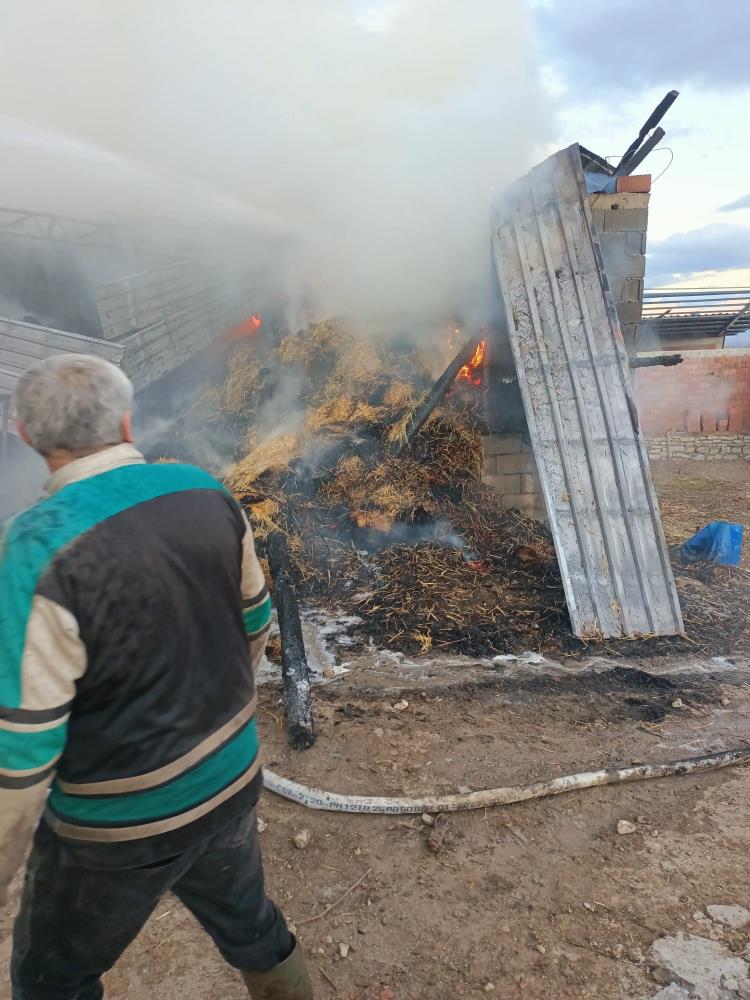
left=1, top=460, right=748, bottom=1000
left=652, top=459, right=750, bottom=571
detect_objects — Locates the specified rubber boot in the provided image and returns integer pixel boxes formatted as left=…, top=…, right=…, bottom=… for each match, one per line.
left=241, top=939, right=313, bottom=999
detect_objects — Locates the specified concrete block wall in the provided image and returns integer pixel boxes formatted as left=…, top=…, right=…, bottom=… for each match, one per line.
left=636, top=348, right=750, bottom=435
left=482, top=434, right=546, bottom=521
left=589, top=190, right=649, bottom=359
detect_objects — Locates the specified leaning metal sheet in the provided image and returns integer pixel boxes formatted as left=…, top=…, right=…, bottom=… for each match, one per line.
left=492, top=145, right=683, bottom=639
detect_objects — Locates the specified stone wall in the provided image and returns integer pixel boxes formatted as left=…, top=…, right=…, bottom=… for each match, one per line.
left=645, top=431, right=750, bottom=462
left=482, top=426, right=749, bottom=527
left=482, top=433, right=546, bottom=520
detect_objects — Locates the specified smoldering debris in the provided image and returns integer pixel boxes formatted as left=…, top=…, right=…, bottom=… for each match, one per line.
left=215, top=321, right=750, bottom=661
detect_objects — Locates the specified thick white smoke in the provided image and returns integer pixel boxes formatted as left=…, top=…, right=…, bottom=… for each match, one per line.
left=0, top=0, right=547, bottom=325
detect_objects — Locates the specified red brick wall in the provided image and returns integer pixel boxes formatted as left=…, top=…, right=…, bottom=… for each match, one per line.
left=636, top=349, right=750, bottom=435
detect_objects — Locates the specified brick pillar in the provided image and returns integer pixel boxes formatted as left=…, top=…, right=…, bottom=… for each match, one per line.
left=482, top=434, right=546, bottom=521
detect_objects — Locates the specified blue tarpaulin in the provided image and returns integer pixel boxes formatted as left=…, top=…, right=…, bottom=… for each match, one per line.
left=681, top=521, right=744, bottom=566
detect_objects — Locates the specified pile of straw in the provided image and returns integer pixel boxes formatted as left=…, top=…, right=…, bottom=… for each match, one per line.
left=225, top=434, right=302, bottom=496
left=222, top=320, right=749, bottom=660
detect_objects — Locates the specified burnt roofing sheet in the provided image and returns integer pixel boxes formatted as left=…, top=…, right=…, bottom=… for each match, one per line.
left=492, top=145, right=683, bottom=639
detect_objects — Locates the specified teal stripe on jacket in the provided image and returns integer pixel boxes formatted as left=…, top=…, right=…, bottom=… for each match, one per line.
left=0, top=463, right=225, bottom=708
left=243, top=594, right=272, bottom=635
left=47, top=717, right=259, bottom=825
left=0, top=721, right=68, bottom=773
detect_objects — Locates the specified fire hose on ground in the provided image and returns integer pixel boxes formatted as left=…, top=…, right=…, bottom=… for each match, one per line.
left=262, top=747, right=750, bottom=814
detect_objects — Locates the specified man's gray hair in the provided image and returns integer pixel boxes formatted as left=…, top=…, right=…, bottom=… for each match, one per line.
left=15, top=354, right=134, bottom=455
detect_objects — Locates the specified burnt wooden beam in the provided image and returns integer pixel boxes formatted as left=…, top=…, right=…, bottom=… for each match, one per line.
left=631, top=353, right=684, bottom=369
left=392, top=339, right=481, bottom=457
left=266, top=531, right=316, bottom=750
left=616, top=127, right=665, bottom=176
left=614, top=90, right=679, bottom=174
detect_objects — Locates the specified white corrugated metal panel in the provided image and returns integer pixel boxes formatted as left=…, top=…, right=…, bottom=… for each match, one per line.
left=0, top=318, right=124, bottom=395
left=492, top=145, right=682, bottom=639
left=0, top=318, right=126, bottom=434
left=96, top=260, right=217, bottom=342
left=95, top=260, right=240, bottom=390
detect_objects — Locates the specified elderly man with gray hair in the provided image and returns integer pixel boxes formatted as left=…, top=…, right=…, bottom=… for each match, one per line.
left=0, top=354, right=312, bottom=999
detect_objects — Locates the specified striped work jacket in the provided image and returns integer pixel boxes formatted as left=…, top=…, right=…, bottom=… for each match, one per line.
left=0, top=444, right=271, bottom=865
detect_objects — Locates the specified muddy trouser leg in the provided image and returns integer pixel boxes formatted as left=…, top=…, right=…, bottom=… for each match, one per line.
left=10, top=807, right=292, bottom=999
left=10, top=821, right=194, bottom=1000
left=171, top=806, right=293, bottom=973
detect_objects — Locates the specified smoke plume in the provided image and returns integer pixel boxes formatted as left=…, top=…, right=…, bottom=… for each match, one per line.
left=0, top=1, right=547, bottom=327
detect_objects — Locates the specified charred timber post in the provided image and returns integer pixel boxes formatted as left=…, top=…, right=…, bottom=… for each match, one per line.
left=393, top=339, right=481, bottom=457
left=631, top=353, right=684, bottom=369
left=266, top=531, right=316, bottom=750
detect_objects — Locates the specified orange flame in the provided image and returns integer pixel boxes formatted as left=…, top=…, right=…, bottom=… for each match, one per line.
left=221, top=313, right=262, bottom=344
left=457, top=340, right=486, bottom=386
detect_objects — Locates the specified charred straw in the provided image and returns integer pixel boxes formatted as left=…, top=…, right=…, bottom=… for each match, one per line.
left=217, top=320, right=748, bottom=663
left=392, top=339, right=481, bottom=457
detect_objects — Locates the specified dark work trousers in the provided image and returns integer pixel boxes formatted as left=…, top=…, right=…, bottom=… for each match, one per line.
left=11, top=807, right=293, bottom=1000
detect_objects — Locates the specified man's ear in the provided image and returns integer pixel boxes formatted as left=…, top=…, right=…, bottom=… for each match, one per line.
left=16, top=420, right=32, bottom=447
left=121, top=411, right=134, bottom=444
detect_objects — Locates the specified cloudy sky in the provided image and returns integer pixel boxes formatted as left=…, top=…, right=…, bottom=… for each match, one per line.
left=532, top=0, right=750, bottom=290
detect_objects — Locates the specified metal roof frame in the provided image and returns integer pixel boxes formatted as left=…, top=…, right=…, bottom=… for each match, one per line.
left=641, top=287, right=750, bottom=341
left=0, top=206, right=125, bottom=251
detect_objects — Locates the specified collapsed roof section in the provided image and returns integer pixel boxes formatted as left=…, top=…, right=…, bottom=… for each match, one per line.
left=492, top=144, right=683, bottom=640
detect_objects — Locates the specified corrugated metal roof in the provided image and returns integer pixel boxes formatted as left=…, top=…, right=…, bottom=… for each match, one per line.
left=492, top=145, right=683, bottom=640
left=96, top=260, right=250, bottom=390
left=0, top=317, right=125, bottom=429
left=578, top=144, right=615, bottom=176
left=641, top=287, right=750, bottom=342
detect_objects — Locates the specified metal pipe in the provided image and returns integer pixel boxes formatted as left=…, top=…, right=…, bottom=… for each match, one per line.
left=615, top=90, right=679, bottom=174
left=616, top=127, right=665, bottom=176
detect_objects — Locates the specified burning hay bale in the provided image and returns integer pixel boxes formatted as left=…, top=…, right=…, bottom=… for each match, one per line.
left=306, top=397, right=384, bottom=433
left=246, top=498, right=281, bottom=539
left=383, top=380, right=417, bottom=410
left=386, top=390, right=428, bottom=448
left=220, top=318, right=749, bottom=661
left=226, top=433, right=302, bottom=495
left=413, top=405, right=485, bottom=484
left=322, top=454, right=435, bottom=530
left=277, top=318, right=354, bottom=374
left=221, top=319, right=565, bottom=656
left=222, top=343, right=266, bottom=415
